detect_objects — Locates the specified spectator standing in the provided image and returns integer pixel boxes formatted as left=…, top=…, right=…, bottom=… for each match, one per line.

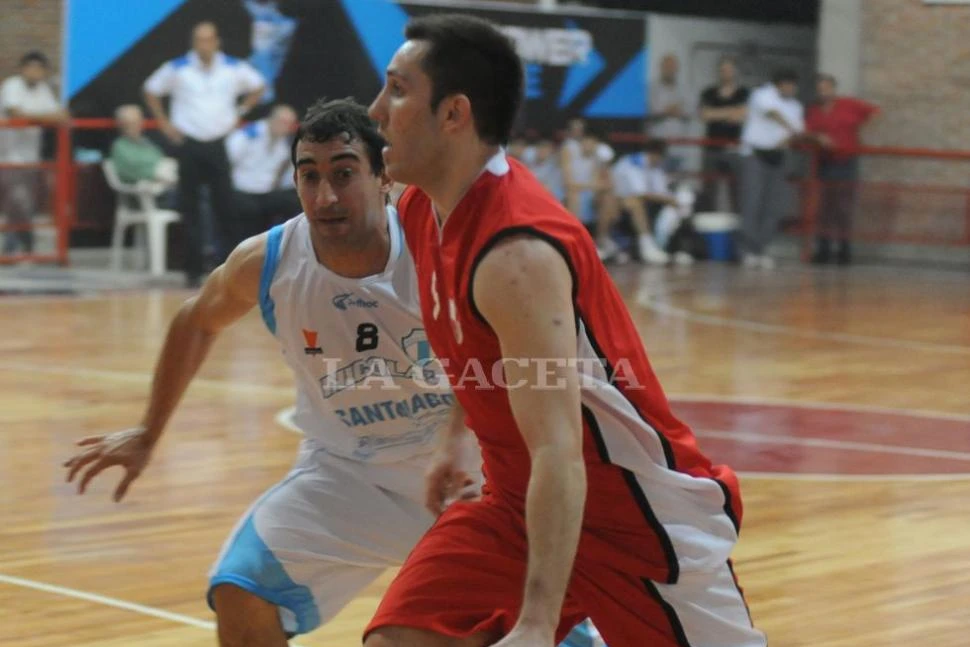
left=0, top=51, right=68, bottom=257
left=805, top=73, right=879, bottom=265
left=697, top=55, right=749, bottom=213
left=143, top=21, right=265, bottom=287
left=647, top=53, right=690, bottom=171
left=738, top=69, right=805, bottom=269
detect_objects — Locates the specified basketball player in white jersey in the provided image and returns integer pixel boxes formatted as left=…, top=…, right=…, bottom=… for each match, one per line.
left=62, top=98, right=602, bottom=647
left=61, top=98, right=479, bottom=646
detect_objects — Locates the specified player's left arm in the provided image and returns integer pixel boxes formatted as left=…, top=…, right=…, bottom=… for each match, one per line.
left=472, top=235, right=586, bottom=642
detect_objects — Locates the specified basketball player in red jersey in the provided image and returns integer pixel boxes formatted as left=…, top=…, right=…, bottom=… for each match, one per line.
left=365, top=14, right=766, bottom=647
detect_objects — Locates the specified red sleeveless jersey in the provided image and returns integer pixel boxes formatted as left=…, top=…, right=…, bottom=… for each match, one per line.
left=398, top=153, right=742, bottom=581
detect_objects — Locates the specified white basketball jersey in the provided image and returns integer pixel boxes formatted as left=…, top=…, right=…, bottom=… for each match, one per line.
left=259, top=208, right=453, bottom=463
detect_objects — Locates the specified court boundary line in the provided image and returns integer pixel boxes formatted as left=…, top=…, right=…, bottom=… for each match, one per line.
left=0, top=360, right=293, bottom=397
left=0, top=572, right=308, bottom=646
left=638, top=294, right=970, bottom=356
left=738, top=471, right=970, bottom=482
left=697, top=428, right=970, bottom=461
left=0, top=290, right=155, bottom=306
left=659, top=394, right=970, bottom=481
left=666, top=393, right=970, bottom=423
left=0, top=572, right=215, bottom=630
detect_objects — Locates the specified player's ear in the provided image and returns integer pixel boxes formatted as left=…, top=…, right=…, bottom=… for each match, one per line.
left=379, top=171, right=395, bottom=195
left=440, top=94, right=472, bottom=134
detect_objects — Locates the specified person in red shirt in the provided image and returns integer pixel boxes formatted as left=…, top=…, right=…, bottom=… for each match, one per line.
left=365, top=14, right=765, bottom=647
left=805, top=74, right=879, bottom=265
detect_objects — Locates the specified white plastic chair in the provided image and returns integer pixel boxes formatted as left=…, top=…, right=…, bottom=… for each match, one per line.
left=102, top=159, right=180, bottom=277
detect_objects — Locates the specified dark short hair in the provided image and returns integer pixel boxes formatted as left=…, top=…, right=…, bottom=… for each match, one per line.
left=817, top=73, right=838, bottom=87
left=20, top=51, right=49, bottom=68
left=290, top=98, right=385, bottom=175
left=644, top=138, right=668, bottom=155
left=405, top=14, right=523, bottom=146
left=772, top=68, right=799, bottom=85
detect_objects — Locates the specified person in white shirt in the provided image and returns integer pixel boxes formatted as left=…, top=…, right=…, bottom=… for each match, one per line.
left=604, top=139, right=693, bottom=266
left=0, top=51, right=68, bottom=257
left=559, top=120, right=615, bottom=226
left=523, top=135, right=564, bottom=204
left=225, top=103, right=301, bottom=247
left=738, top=69, right=805, bottom=269
left=648, top=53, right=691, bottom=172
left=143, top=21, right=265, bottom=287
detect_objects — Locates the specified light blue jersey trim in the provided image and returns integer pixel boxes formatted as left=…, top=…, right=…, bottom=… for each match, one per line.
left=560, top=619, right=604, bottom=647
left=388, top=206, right=403, bottom=248
left=260, top=224, right=285, bottom=334
left=208, top=467, right=320, bottom=634
left=207, top=516, right=320, bottom=634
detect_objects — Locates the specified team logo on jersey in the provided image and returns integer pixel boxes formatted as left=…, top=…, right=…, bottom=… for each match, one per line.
left=317, top=329, right=444, bottom=399
left=429, top=271, right=463, bottom=345
left=302, top=329, right=323, bottom=356
left=448, top=298, right=464, bottom=345
left=401, top=328, right=433, bottom=367
left=332, top=292, right=379, bottom=311
left=430, top=271, right=441, bottom=319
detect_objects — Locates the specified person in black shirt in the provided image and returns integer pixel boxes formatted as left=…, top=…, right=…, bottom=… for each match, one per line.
left=697, top=55, right=749, bottom=213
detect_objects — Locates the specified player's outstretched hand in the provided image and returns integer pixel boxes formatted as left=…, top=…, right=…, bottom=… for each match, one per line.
left=424, top=448, right=475, bottom=516
left=63, top=427, right=155, bottom=502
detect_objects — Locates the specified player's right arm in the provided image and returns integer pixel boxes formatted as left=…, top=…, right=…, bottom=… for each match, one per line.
left=63, top=234, right=267, bottom=501
left=424, top=397, right=475, bottom=515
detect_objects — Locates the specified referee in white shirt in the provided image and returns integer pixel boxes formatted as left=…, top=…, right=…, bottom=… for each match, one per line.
left=143, top=22, right=265, bottom=286
left=738, top=69, right=805, bottom=269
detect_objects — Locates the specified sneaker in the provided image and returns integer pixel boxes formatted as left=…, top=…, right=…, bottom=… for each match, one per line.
left=741, top=253, right=760, bottom=268
left=673, top=251, right=694, bottom=266
left=836, top=243, right=852, bottom=266
left=638, top=234, right=669, bottom=265
left=759, top=255, right=776, bottom=270
left=811, top=237, right=832, bottom=264
left=596, top=237, right=620, bottom=262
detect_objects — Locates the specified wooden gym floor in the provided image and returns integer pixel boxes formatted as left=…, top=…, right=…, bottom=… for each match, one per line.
left=1, top=262, right=968, bottom=646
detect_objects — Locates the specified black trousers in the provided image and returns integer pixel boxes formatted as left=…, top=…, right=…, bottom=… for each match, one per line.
left=232, top=188, right=302, bottom=247
left=647, top=201, right=701, bottom=256
left=0, top=168, right=42, bottom=255
left=175, top=137, right=235, bottom=278
left=697, top=146, right=741, bottom=213
left=817, top=158, right=860, bottom=241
